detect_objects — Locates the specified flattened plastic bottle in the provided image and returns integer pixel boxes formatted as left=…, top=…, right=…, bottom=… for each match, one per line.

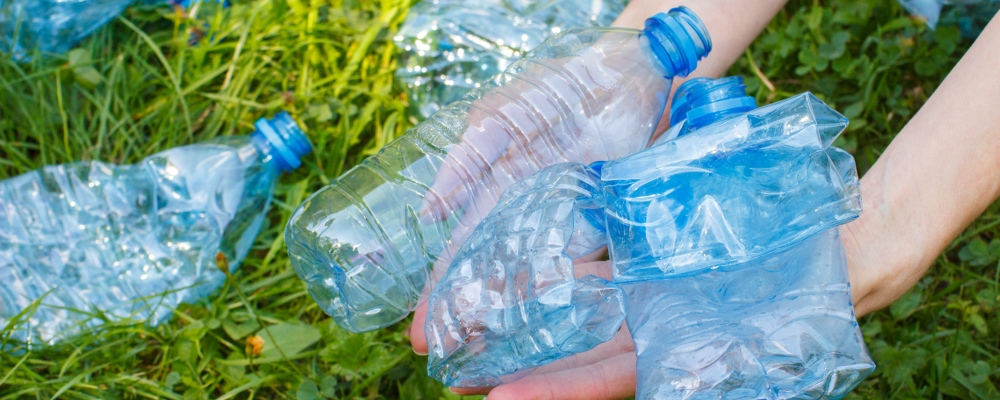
left=0, top=112, right=310, bottom=346
left=286, top=8, right=713, bottom=333
left=602, top=86, right=873, bottom=399
left=897, top=0, right=999, bottom=30
left=425, top=162, right=622, bottom=387
left=394, top=0, right=630, bottom=117
left=0, top=0, right=225, bottom=58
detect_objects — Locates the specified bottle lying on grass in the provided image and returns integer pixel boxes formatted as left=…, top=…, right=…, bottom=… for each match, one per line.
left=0, top=112, right=310, bottom=346
left=285, top=7, right=713, bottom=334
left=0, top=0, right=227, bottom=59
left=395, top=0, right=629, bottom=117
left=602, top=81, right=874, bottom=399
left=896, top=0, right=999, bottom=30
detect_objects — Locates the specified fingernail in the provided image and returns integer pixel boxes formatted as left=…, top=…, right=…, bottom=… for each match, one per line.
left=413, top=348, right=428, bottom=356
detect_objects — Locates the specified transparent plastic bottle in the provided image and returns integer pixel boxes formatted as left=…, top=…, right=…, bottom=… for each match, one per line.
left=395, top=0, right=630, bottom=117
left=286, top=8, right=712, bottom=333
left=0, top=0, right=224, bottom=58
left=0, top=0, right=134, bottom=57
left=0, top=112, right=311, bottom=345
left=622, top=229, right=874, bottom=400
left=896, top=0, right=999, bottom=30
left=425, top=162, right=621, bottom=387
left=602, top=88, right=873, bottom=399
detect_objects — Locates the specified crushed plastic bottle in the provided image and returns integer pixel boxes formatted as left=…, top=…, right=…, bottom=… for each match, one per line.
left=622, top=229, right=874, bottom=400
left=602, top=89, right=873, bottom=399
left=0, top=112, right=311, bottom=345
left=0, top=0, right=225, bottom=59
left=425, top=162, right=622, bottom=387
left=286, top=8, right=712, bottom=333
left=604, top=92, right=860, bottom=281
left=394, top=0, right=630, bottom=117
left=896, top=0, right=999, bottom=30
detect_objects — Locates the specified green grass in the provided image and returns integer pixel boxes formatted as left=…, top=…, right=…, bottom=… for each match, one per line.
left=0, top=0, right=997, bottom=398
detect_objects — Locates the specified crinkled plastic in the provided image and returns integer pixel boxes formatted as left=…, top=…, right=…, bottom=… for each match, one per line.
left=604, top=92, right=873, bottom=399
left=286, top=9, right=711, bottom=334
left=603, top=92, right=861, bottom=283
left=623, top=229, right=875, bottom=400
left=0, top=112, right=310, bottom=346
left=425, top=162, right=622, bottom=387
left=395, top=0, right=630, bottom=117
left=0, top=0, right=226, bottom=59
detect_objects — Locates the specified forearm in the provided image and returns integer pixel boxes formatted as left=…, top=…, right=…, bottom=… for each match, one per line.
left=844, top=16, right=1000, bottom=316
left=613, top=0, right=789, bottom=135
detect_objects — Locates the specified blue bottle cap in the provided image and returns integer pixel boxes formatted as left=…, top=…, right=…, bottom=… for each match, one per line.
left=669, top=77, right=712, bottom=126
left=644, top=7, right=712, bottom=78
left=252, top=111, right=313, bottom=172
left=684, top=77, right=757, bottom=131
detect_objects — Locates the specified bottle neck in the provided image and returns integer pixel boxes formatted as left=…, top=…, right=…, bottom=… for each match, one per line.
left=249, top=111, right=313, bottom=173
left=670, top=77, right=712, bottom=126
left=681, top=76, right=757, bottom=133
left=642, top=7, right=712, bottom=78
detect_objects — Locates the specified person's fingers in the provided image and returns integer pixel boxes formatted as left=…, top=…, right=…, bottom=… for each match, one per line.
left=486, top=351, right=638, bottom=400
left=448, top=331, right=635, bottom=397
left=573, top=259, right=613, bottom=281
left=410, top=300, right=429, bottom=355
left=531, top=324, right=633, bottom=375
left=574, top=246, right=608, bottom=264
left=450, top=386, right=495, bottom=396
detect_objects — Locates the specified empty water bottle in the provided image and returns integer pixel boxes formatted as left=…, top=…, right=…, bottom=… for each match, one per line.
left=622, top=229, right=874, bottom=399
left=896, top=0, right=999, bottom=30
left=395, top=0, right=629, bottom=117
left=0, top=0, right=225, bottom=59
left=425, top=162, right=622, bottom=387
left=604, top=92, right=859, bottom=281
left=0, top=0, right=133, bottom=57
left=0, top=112, right=311, bottom=345
left=286, top=8, right=712, bottom=333
left=602, top=89, right=873, bottom=399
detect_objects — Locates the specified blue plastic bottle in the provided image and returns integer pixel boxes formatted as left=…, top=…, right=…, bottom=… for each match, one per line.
left=0, top=112, right=311, bottom=345
left=424, top=162, right=621, bottom=387
left=602, top=82, right=873, bottom=399
left=286, top=8, right=713, bottom=333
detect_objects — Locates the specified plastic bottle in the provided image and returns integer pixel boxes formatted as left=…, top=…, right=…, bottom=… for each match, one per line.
left=621, top=229, right=874, bottom=400
left=601, top=87, right=873, bottom=399
left=395, top=0, right=630, bottom=117
left=286, top=8, right=712, bottom=333
left=424, top=162, right=622, bottom=387
left=896, top=0, right=999, bottom=30
left=0, top=112, right=311, bottom=346
left=0, top=0, right=224, bottom=59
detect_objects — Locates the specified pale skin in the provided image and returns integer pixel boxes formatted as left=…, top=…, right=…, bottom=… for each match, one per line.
left=409, top=1, right=1000, bottom=398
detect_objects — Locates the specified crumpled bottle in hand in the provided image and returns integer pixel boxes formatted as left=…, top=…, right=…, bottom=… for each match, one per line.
left=602, top=90, right=873, bottom=399
left=424, top=161, right=623, bottom=387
